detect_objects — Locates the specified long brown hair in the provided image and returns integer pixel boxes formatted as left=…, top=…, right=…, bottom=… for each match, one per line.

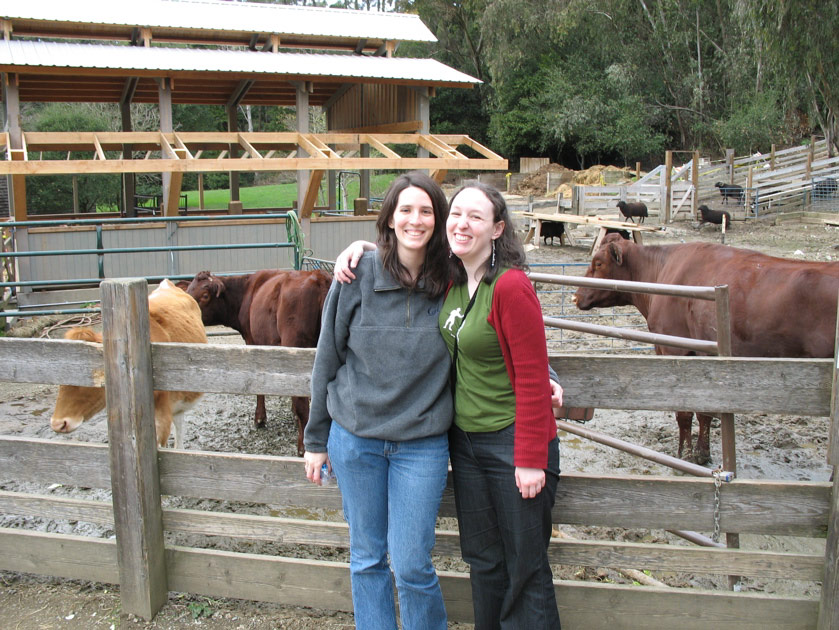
left=447, top=180, right=527, bottom=286
left=376, top=171, right=450, bottom=297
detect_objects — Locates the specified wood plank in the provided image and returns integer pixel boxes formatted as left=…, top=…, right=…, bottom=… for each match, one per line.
left=166, top=546, right=818, bottom=629
left=0, top=156, right=507, bottom=175
left=0, top=528, right=119, bottom=584
left=164, top=171, right=184, bottom=216
left=0, top=437, right=831, bottom=536
left=554, top=580, right=818, bottom=630
left=166, top=544, right=354, bottom=613
left=1, top=491, right=822, bottom=580
left=0, top=337, right=830, bottom=416
left=557, top=475, right=830, bottom=536
left=362, top=133, right=400, bottom=159
left=100, top=279, right=168, bottom=620
left=300, top=169, right=325, bottom=219
left=550, top=355, right=832, bottom=416
left=0, top=527, right=822, bottom=629
left=0, top=437, right=111, bottom=489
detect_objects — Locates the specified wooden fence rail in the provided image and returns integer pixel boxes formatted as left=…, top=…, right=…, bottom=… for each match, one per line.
left=0, top=277, right=837, bottom=629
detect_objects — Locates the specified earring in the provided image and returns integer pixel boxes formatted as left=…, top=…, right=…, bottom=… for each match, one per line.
left=491, top=239, right=496, bottom=268
left=448, top=248, right=453, bottom=258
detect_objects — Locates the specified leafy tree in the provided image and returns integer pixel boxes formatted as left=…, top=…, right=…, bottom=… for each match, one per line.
left=25, top=103, right=121, bottom=214
left=743, top=0, right=839, bottom=153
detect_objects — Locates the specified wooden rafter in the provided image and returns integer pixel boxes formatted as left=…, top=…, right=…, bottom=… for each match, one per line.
left=0, top=132, right=506, bottom=175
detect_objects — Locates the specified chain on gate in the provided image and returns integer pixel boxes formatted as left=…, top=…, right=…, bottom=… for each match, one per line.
left=711, top=467, right=734, bottom=543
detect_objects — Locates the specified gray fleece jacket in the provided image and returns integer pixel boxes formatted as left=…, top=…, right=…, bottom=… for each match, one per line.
left=304, top=251, right=452, bottom=452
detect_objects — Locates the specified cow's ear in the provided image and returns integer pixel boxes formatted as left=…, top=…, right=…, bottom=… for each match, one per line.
left=608, top=241, right=623, bottom=266
left=212, top=279, right=224, bottom=298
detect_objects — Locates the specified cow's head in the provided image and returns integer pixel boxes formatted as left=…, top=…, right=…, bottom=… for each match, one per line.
left=185, top=270, right=226, bottom=325
left=573, top=233, right=635, bottom=310
left=50, top=327, right=106, bottom=435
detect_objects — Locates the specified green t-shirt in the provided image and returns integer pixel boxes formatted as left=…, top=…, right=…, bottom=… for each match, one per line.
left=440, top=272, right=516, bottom=432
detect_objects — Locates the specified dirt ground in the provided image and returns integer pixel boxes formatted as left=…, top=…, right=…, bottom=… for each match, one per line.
left=1, top=204, right=838, bottom=628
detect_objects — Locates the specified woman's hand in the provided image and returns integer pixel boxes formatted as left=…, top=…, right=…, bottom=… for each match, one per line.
left=515, top=466, right=546, bottom=499
left=550, top=380, right=564, bottom=408
left=303, top=451, right=330, bottom=486
left=334, top=241, right=376, bottom=284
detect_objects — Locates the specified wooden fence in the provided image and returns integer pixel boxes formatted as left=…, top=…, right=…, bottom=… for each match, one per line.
left=0, top=278, right=838, bottom=629
left=574, top=139, right=837, bottom=222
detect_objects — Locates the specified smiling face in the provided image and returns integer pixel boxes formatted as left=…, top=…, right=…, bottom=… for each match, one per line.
left=388, top=185, right=435, bottom=260
left=446, top=186, right=504, bottom=268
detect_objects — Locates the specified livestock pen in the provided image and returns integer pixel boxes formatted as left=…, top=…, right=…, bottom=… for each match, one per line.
left=0, top=278, right=837, bottom=629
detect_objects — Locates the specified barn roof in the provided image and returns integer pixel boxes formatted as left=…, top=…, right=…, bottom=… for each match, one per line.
left=0, top=0, right=436, bottom=52
left=0, top=39, right=479, bottom=106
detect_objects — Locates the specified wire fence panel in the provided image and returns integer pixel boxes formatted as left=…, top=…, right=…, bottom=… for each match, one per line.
left=531, top=262, right=653, bottom=354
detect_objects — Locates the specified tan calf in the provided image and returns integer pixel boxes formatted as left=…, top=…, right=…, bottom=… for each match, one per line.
left=50, top=279, right=207, bottom=448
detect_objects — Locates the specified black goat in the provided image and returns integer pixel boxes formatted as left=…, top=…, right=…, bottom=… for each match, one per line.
left=813, top=178, right=838, bottom=200
left=616, top=200, right=648, bottom=224
left=714, top=182, right=744, bottom=205
left=540, top=220, right=565, bottom=246
left=698, top=204, right=731, bottom=229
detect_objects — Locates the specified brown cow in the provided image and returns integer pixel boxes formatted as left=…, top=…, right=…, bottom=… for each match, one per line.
left=185, top=269, right=331, bottom=456
left=50, top=279, right=207, bottom=447
left=573, top=234, right=839, bottom=463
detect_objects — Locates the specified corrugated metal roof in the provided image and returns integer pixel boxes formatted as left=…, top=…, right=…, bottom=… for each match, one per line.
left=0, top=0, right=437, bottom=43
left=0, top=39, right=479, bottom=85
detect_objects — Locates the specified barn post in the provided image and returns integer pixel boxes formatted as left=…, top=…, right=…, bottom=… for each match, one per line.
left=818, top=299, right=839, bottom=629
left=101, top=278, right=168, bottom=620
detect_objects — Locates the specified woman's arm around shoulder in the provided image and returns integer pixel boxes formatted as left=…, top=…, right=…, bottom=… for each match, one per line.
left=334, top=240, right=377, bottom=283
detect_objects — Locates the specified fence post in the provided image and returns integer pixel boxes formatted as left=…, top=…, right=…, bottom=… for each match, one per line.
left=691, top=151, right=699, bottom=220
left=818, top=296, right=839, bottom=629
left=101, top=278, right=168, bottom=620
left=725, top=149, right=734, bottom=184
left=664, top=151, right=673, bottom=223
left=714, top=285, right=740, bottom=586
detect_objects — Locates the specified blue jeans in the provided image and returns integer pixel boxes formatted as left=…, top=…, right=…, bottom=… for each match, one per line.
left=328, top=421, right=449, bottom=630
left=449, top=424, right=561, bottom=630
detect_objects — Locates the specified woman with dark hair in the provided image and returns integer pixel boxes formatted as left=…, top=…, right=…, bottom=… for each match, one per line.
left=442, top=181, right=561, bottom=629
left=334, top=180, right=562, bottom=629
left=303, top=171, right=453, bottom=630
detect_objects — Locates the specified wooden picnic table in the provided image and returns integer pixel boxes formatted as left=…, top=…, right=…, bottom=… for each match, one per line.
left=520, top=212, right=664, bottom=254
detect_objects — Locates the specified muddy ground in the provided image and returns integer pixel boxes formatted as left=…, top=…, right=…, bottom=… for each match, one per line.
left=1, top=205, right=837, bottom=628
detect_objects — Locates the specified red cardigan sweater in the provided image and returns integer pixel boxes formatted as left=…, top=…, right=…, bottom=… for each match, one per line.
left=486, top=269, right=557, bottom=468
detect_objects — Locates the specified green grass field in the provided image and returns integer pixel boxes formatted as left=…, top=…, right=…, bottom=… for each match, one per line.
left=183, top=173, right=398, bottom=210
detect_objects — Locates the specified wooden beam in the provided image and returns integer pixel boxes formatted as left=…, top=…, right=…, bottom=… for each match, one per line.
left=362, top=134, right=400, bottom=159
left=300, top=169, right=325, bottom=219
left=227, top=79, right=255, bottom=109
left=165, top=171, right=184, bottom=217
left=140, top=27, right=152, bottom=47
left=171, top=133, right=194, bottom=160
left=158, top=133, right=179, bottom=160
left=100, top=279, right=168, bottom=620
left=237, top=133, right=262, bottom=159
left=92, top=134, right=106, bottom=160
